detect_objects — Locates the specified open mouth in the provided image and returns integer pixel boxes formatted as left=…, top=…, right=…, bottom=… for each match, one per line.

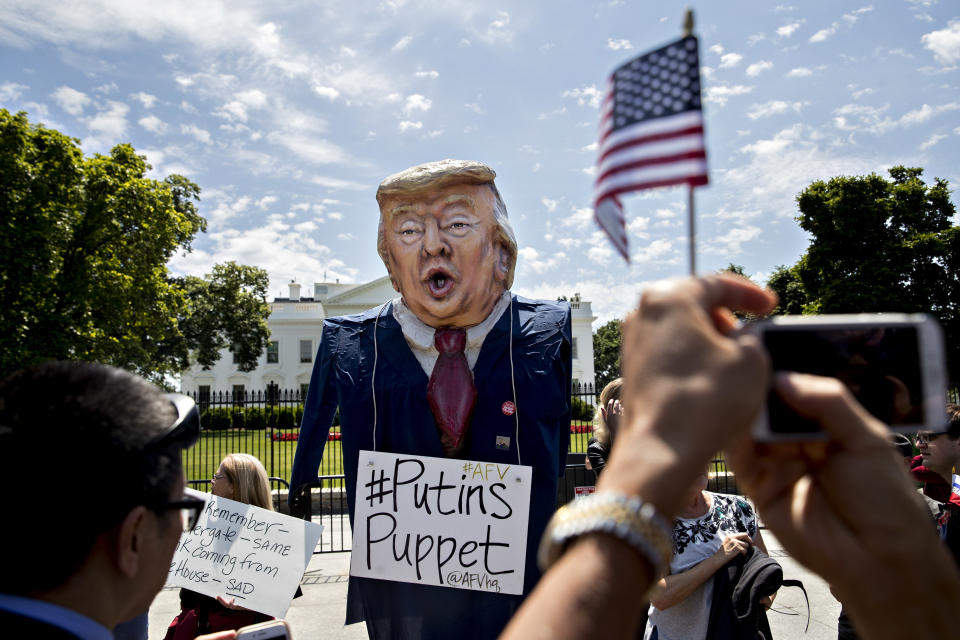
left=425, top=268, right=455, bottom=298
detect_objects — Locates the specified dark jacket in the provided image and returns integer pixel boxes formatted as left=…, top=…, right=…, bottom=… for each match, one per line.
left=705, top=546, right=780, bottom=640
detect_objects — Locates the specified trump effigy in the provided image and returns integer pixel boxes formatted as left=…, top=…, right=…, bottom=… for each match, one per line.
left=290, top=159, right=572, bottom=639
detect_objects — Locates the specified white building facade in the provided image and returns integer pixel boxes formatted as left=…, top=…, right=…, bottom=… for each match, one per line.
left=179, top=277, right=597, bottom=396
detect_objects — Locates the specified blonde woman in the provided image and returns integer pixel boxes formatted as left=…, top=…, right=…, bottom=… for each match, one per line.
left=165, top=454, right=277, bottom=639
left=585, top=378, right=623, bottom=478
left=211, top=453, right=274, bottom=509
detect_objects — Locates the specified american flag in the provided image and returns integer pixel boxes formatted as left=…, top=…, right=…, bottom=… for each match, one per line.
left=594, top=35, right=708, bottom=261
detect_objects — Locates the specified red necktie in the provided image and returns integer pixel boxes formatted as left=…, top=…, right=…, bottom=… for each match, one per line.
left=427, top=328, right=477, bottom=456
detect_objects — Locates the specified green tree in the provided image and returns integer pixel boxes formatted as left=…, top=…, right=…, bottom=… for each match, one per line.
left=790, top=166, right=959, bottom=383
left=0, top=109, right=271, bottom=382
left=766, top=263, right=808, bottom=315
left=179, top=262, right=271, bottom=372
left=592, top=318, right=622, bottom=392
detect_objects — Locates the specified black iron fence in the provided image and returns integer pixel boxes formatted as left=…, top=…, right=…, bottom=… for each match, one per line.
left=183, top=382, right=736, bottom=552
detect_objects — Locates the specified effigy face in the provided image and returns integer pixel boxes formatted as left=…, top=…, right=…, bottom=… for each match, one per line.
left=381, top=182, right=508, bottom=328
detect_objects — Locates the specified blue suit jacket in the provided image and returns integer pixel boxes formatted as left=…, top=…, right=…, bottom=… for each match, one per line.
left=290, top=295, right=572, bottom=639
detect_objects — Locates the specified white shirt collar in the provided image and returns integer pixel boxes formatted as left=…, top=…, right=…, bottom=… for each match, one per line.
left=392, top=291, right=512, bottom=375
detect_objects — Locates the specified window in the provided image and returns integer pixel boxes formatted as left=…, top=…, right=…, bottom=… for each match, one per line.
left=300, top=339, right=313, bottom=363
left=300, top=383, right=310, bottom=399
left=572, top=337, right=578, bottom=360
left=232, top=384, right=245, bottom=404
left=198, top=385, right=211, bottom=404
left=232, top=349, right=240, bottom=365
left=266, top=340, right=279, bottom=364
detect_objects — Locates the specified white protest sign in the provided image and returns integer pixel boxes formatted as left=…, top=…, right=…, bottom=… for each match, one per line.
left=953, top=474, right=960, bottom=500
left=165, top=488, right=323, bottom=618
left=351, top=450, right=532, bottom=595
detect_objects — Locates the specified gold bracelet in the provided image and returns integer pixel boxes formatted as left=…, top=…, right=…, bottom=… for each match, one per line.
left=538, top=492, right=674, bottom=577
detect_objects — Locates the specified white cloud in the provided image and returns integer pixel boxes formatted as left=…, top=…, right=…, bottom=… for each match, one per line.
left=704, top=84, right=753, bottom=106
left=340, top=45, right=357, bottom=57
left=337, top=232, right=355, bottom=241
left=922, top=21, right=960, bottom=66
left=919, top=133, right=947, bottom=150
left=398, top=120, right=423, bottom=132
left=709, top=44, right=724, bottom=55
left=901, top=102, right=960, bottom=125
left=557, top=206, right=592, bottom=231
left=746, top=61, right=773, bottom=77
left=703, top=225, right=762, bottom=256
left=313, top=86, right=340, bottom=100
left=606, top=38, right=632, bottom=51
left=517, top=246, right=566, bottom=274
left=809, top=25, right=837, bottom=42
left=51, top=86, right=90, bottom=115
left=86, top=100, right=129, bottom=140
left=392, top=35, right=413, bottom=51
left=746, top=100, right=807, bottom=119
left=267, top=132, right=351, bottom=165
left=0, top=82, right=27, bottom=102
left=719, top=52, right=743, bottom=68
left=310, top=175, right=366, bottom=190
left=633, top=238, right=676, bottom=264
left=215, top=89, right=269, bottom=122
left=130, top=91, right=157, bottom=108
left=415, top=70, right=439, bottom=79
left=786, top=67, right=813, bottom=78
left=181, top=123, right=212, bottom=144
left=138, top=114, right=167, bottom=134
left=256, top=195, right=278, bottom=210
left=777, top=22, right=802, bottom=37
left=482, top=10, right=513, bottom=45
left=562, top=85, right=603, bottom=109
left=582, top=142, right=598, bottom=152
left=294, top=221, right=318, bottom=233
left=542, top=197, right=558, bottom=212
left=404, top=94, right=432, bottom=114
left=464, top=102, right=486, bottom=115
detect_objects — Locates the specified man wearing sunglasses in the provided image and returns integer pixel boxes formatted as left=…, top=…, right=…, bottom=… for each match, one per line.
left=0, top=361, right=207, bottom=639
left=912, top=403, right=960, bottom=504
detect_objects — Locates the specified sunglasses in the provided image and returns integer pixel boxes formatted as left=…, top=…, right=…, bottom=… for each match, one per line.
left=146, top=393, right=200, bottom=450
left=155, top=495, right=207, bottom=532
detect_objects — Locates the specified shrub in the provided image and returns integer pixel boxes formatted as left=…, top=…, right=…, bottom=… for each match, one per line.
left=244, top=407, right=266, bottom=430
left=571, top=397, right=595, bottom=422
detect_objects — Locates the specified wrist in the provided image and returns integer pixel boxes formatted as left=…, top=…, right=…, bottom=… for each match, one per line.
left=596, top=423, right=692, bottom=519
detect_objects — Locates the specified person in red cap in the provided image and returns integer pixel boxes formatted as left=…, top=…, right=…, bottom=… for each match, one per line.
left=911, top=403, right=960, bottom=503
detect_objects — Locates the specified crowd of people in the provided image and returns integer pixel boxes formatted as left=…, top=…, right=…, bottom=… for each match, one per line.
left=1, top=274, right=958, bottom=640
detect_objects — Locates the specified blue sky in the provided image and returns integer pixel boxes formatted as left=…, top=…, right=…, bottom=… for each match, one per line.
left=2, top=1, right=958, bottom=326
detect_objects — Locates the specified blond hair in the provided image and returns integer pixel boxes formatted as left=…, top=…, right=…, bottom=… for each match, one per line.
left=375, top=159, right=518, bottom=289
left=220, top=453, right=274, bottom=510
left=592, top=378, right=624, bottom=447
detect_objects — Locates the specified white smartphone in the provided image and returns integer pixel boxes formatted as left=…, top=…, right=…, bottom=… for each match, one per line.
left=236, top=620, right=292, bottom=640
left=750, top=313, right=947, bottom=441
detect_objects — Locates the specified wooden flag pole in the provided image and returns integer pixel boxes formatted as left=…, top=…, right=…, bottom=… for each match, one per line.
left=684, top=8, right=697, bottom=275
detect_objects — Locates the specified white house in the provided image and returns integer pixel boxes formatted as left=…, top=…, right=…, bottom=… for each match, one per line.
left=179, top=277, right=597, bottom=397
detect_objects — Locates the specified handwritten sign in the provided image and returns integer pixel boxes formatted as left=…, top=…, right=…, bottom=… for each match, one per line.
left=351, top=450, right=532, bottom=595
left=165, top=489, right=323, bottom=618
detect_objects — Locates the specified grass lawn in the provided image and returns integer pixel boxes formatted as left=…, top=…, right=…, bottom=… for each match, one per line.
left=182, top=423, right=622, bottom=492
left=181, top=429, right=343, bottom=491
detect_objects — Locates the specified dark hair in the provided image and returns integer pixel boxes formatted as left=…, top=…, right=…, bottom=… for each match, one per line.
left=0, top=361, right=181, bottom=594
left=947, top=403, right=960, bottom=440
